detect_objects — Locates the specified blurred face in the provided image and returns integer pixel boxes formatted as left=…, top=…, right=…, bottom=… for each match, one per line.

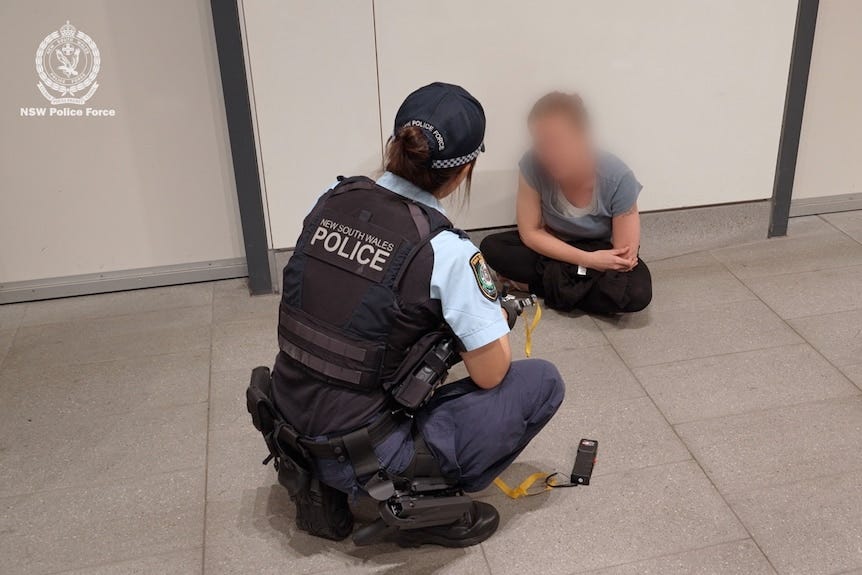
left=529, top=112, right=593, bottom=184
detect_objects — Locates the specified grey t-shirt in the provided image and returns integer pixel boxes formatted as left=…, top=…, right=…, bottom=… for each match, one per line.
left=519, top=150, right=642, bottom=241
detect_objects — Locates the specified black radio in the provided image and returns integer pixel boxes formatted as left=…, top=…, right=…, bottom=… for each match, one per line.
left=571, top=438, right=598, bottom=485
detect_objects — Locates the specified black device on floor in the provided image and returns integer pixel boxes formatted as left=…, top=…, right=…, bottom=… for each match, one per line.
left=571, top=438, right=598, bottom=486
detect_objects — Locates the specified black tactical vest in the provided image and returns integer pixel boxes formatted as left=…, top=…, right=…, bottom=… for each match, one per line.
left=271, top=176, right=458, bottom=437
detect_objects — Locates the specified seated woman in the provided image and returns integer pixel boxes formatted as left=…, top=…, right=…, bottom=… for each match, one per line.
left=481, top=92, right=652, bottom=314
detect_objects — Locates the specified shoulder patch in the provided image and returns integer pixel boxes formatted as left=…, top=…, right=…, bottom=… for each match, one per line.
left=470, top=252, right=498, bottom=301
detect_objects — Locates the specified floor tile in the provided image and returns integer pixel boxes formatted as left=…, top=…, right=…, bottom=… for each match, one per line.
left=639, top=201, right=770, bottom=261
left=782, top=215, right=844, bottom=238
left=515, top=396, right=690, bottom=480
left=207, top=369, right=276, bottom=503
left=790, top=309, right=862, bottom=367
left=647, top=253, right=756, bottom=312
left=52, top=549, right=202, bottom=575
left=211, top=316, right=279, bottom=373
left=0, top=350, right=209, bottom=419
left=596, top=300, right=802, bottom=367
left=642, top=250, right=718, bottom=275
left=481, top=461, right=746, bottom=575
left=711, top=216, right=862, bottom=279
left=729, top=469, right=862, bottom=575
left=203, top=495, right=352, bottom=575
left=744, top=265, right=862, bottom=319
left=635, top=344, right=860, bottom=424
left=676, top=397, right=862, bottom=495
left=210, top=367, right=252, bottom=424
left=0, top=301, right=28, bottom=330
left=20, top=283, right=213, bottom=327
left=317, top=546, right=491, bottom=575
left=0, top=469, right=204, bottom=575
left=0, top=328, right=14, bottom=367
left=580, top=540, right=775, bottom=575
left=4, top=305, right=211, bottom=370
left=212, top=278, right=280, bottom=324
left=841, top=363, right=862, bottom=388
left=537, top=345, right=645, bottom=406
left=207, top=415, right=276, bottom=504
left=507, top=307, right=606, bottom=356
left=822, top=210, right=862, bottom=243
left=0, top=402, right=207, bottom=497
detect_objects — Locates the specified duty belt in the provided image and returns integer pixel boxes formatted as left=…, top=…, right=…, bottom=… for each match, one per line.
left=278, top=410, right=403, bottom=464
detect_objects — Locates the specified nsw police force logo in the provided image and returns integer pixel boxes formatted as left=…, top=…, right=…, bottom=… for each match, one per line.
left=35, top=21, right=100, bottom=105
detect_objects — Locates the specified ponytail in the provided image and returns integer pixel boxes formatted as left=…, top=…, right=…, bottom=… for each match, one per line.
left=385, top=125, right=474, bottom=197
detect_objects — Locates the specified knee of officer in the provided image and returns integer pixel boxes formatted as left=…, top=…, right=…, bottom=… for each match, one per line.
left=511, top=358, right=565, bottom=410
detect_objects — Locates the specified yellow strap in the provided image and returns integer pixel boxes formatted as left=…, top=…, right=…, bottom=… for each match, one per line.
left=523, top=300, right=542, bottom=358
left=494, top=301, right=547, bottom=500
left=493, top=471, right=556, bottom=499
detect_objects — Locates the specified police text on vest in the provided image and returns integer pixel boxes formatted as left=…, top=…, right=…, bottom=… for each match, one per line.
left=311, top=219, right=395, bottom=271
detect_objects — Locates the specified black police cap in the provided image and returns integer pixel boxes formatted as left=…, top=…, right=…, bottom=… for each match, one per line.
left=394, top=82, right=486, bottom=170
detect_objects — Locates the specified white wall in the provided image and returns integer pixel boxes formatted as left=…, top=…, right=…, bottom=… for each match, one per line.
left=374, top=0, right=797, bottom=229
left=241, top=0, right=382, bottom=249
left=0, top=0, right=243, bottom=284
left=247, top=1, right=797, bottom=248
left=0, top=1, right=801, bottom=283
left=793, top=0, right=862, bottom=199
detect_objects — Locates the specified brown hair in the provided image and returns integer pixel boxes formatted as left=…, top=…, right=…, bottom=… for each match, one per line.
left=384, top=125, right=474, bottom=198
left=528, top=91, right=588, bottom=128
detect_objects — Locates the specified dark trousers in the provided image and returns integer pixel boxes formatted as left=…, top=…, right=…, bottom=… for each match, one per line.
left=417, top=359, right=565, bottom=492
left=312, top=359, right=565, bottom=495
left=480, top=230, right=652, bottom=315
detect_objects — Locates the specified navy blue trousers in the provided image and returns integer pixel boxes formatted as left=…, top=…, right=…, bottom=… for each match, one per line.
left=313, top=358, right=565, bottom=496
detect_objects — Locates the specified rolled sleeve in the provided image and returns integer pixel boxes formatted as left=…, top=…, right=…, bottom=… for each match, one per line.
left=430, top=232, right=510, bottom=351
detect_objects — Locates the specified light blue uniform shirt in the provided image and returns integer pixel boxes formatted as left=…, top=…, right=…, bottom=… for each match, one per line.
left=376, top=172, right=510, bottom=351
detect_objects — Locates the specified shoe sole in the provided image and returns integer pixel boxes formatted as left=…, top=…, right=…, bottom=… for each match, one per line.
left=394, top=511, right=501, bottom=548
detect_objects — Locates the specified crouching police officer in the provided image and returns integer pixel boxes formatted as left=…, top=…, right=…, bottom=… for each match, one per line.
left=247, top=82, right=565, bottom=547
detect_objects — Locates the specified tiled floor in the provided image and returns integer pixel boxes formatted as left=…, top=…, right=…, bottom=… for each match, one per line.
left=1, top=208, right=862, bottom=575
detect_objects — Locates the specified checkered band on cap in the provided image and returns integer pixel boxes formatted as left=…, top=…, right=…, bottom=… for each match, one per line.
left=430, top=145, right=484, bottom=169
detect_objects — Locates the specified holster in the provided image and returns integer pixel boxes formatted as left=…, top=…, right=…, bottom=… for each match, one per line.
left=246, top=366, right=354, bottom=541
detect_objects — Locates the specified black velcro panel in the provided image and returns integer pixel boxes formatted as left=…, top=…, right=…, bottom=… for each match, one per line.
left=278, top=308, right=386, bottom=392
left=281, top=315, right=367, bottom=362
left=279, top=337, right=364, bottom=387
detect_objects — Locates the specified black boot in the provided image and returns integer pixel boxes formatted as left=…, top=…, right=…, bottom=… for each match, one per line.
left=393, top=502, right=500, bottom=548
left=279, top=467, right=354, bottom=541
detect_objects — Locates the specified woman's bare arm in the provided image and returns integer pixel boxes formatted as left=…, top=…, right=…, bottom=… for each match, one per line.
left=516, top=174, right=631, bottom=271
left=611, top=203, right=641, bottom=270
left=516, top=174, right=593, bottom=266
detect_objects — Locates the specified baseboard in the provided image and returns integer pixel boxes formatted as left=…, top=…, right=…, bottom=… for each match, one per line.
left=11, top=191, right=851, bottom=305
left=790, top=193, right=862, bottom=217
left=0, top=257, right=248, bottom=304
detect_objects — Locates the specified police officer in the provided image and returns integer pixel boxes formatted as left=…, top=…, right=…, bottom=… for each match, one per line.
left=262, top=82, right=565, bottom=547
